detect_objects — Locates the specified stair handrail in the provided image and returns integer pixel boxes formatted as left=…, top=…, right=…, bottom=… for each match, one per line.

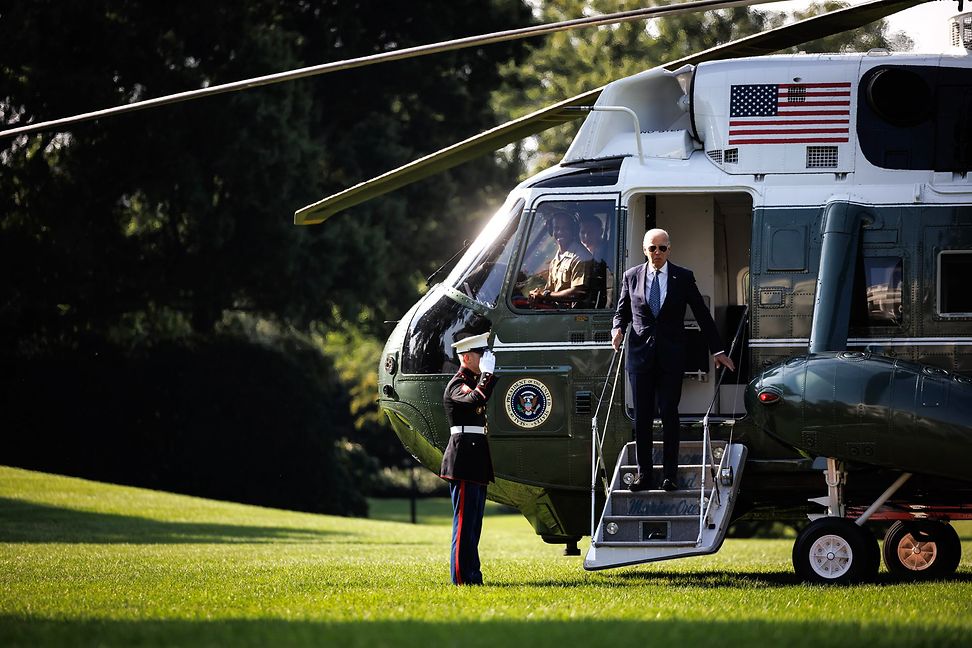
left=697, top=305, right=749, bottom=544
left=591, top=342, right=625, bottom=538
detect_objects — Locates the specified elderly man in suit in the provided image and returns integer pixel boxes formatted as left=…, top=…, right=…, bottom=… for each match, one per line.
left=611, top=228, right=735, bottom=491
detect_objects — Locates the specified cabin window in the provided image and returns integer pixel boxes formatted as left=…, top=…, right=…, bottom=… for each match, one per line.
left=851, top=256, right=903, bottom=327
left=939, top=251, right=972, bottom=316
left=858, top=65, right=972, bottom=171
left=448, top=198, right=524, bottom=309
left=766, top=225, right=807, bottom=272
left=511, top=199, right=618, bottom=311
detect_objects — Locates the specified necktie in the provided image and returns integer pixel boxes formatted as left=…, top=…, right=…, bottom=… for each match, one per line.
left=648, top=270, right=660, bottom=317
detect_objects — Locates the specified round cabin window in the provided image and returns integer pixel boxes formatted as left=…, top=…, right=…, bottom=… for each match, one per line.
left=865, top=67, right=932, bottom=127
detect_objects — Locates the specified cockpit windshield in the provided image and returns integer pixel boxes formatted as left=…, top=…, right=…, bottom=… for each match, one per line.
left=444, top=197, right=525, bottom=308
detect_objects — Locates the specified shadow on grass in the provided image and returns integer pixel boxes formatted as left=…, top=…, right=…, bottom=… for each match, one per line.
left=607, top=569, right=972, bottom=588
left=479, top=570, right=801, bottom=589
left=0, top=616, right=968, bottom=647
left=492, top=569, right=972, bottom=589
left=0, top=497, right=343, bottom=544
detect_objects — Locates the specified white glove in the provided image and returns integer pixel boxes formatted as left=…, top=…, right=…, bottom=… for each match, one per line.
left=479, top=350, right=496, bottom=374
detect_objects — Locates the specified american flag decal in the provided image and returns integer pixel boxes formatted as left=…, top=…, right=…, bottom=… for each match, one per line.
left=729, top=82, right=850, bottom=145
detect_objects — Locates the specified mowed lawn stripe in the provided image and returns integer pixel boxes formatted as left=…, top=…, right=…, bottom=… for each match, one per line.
left=1, top=466, right=971, bottom=647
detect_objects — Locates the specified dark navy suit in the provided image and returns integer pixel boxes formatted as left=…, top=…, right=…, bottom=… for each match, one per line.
left=613, top=262, right=723, bottom=482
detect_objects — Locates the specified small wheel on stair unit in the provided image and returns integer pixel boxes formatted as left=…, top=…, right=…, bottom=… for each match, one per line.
left=792, top=518, right=879, bottom=585
left=883, top=520, right=961, bottom=580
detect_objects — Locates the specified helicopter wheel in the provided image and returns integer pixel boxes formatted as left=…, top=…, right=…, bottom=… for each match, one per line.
left=883, top=520, right=961, bottom=580
left=792, top=518, right=879, bottom=585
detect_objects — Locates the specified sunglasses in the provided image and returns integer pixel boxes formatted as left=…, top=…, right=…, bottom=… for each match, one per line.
left=647, top=245, right=669, bottom=252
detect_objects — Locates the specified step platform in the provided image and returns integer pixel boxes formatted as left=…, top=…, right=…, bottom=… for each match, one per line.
left=584, top=440, right=747, bottom=570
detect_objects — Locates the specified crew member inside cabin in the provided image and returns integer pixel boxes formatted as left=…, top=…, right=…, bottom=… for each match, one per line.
left=529, top=210, right=594, bottom=308
left=579, top=213, right=613, bottom=309
left=439, top=326, right=497, bottom=586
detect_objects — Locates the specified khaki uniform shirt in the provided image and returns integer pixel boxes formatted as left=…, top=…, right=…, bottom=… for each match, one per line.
left=546, top=242, right=593, bottom=294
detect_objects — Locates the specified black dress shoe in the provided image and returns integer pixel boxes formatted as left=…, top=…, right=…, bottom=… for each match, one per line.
left=661, top=478, right=678, bottom=491
left=629, top=474, right=651, bottom=492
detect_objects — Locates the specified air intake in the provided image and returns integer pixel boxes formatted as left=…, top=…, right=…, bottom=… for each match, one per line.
left=575, top=391, right=594, bottom=415
left=953, top=15, right=972, bottom=48
left=807, top=146, right=838, bottom=168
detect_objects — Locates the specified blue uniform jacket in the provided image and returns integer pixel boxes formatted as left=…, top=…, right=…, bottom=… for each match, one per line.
left=439, top=368, right=495, bottom=484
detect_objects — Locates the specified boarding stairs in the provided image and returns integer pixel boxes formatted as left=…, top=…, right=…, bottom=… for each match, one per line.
left=584, top=438, right=747, bottom=569
left=585, top=305, right=749, bottom=570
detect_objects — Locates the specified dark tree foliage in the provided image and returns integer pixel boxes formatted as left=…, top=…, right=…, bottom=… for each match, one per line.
left=0, top=0, right=532, bottom=340
left=0, top=0, right=532, bottom=512
left=3, top=337, right=365, bottom=515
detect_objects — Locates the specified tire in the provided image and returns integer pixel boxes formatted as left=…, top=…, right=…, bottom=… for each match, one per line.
left=792, top=518, right=880, bottom=585
left=883, top=520, right=962, bottom=580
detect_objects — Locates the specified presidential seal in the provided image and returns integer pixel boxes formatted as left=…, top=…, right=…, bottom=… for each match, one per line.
left=505, top=378, right=553, bottom=428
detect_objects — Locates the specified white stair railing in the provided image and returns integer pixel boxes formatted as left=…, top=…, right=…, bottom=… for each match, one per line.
left=590, top=344, right=625, bottom=538
left=697, top=306, right=749, bottom=544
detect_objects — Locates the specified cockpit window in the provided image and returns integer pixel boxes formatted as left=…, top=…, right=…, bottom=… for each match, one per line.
left=445, top=198, right=525, bottom=309
left=511, top=199, right=618, bottom=310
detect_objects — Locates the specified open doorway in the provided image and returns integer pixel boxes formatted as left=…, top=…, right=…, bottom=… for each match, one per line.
left=622, top=192, right=753, bottom=417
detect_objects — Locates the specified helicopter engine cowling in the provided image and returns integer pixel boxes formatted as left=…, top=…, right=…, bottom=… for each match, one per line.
left=746, top=352, right=972, bottom=483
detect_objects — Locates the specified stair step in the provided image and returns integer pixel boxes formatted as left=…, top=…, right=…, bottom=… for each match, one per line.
left=613, top=488, right=702, bottom=496
left=595, top=540, right=698, bottom=548
left=609, top=493, right=703, bottom=517
left=613, top=464, right=709, bottom=491
left=600, top=514, right=700, bottom=543
left=622, top=441, right=727, bottom=466
left=603, top=515, right=698, bottom=521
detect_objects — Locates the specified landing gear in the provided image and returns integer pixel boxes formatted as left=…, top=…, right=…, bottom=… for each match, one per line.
left=883, top=521, right=961, bottom=580
left=792, top=518, right=880, bottom=584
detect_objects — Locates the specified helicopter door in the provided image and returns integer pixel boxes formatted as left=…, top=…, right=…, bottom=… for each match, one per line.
left=622, top=192, right=754, bottom=418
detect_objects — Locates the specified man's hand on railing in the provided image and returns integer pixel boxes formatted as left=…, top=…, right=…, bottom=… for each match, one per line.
left=714, top=352, right=735, bottom=372
left=611, top=328, right=624, bottom=352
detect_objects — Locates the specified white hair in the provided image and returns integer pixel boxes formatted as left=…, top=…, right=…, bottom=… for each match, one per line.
left=643, top=228, right=671, bottom=247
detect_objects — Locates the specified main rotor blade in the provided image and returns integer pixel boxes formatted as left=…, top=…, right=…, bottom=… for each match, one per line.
left=295, top=0, right=926, bottom=225
left=0, top=0, right=789, bottom=141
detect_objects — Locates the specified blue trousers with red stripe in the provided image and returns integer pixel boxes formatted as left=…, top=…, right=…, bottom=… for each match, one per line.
left=448, top=479, right=487, bottom=585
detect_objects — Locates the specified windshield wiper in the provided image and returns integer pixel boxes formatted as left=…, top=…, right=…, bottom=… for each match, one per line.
left=425, top=239, right=470, bottom=287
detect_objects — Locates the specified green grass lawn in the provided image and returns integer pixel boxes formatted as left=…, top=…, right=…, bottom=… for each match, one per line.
left=2, top=466, right=971, bottom=647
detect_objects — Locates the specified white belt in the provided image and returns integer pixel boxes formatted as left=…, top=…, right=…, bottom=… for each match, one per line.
left=450, top=425, right=485, bottom=435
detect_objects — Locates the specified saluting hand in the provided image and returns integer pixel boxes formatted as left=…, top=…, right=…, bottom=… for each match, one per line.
left=479, top=350, right=496, bottom=374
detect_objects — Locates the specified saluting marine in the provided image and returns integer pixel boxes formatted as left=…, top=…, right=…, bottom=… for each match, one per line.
left=440, top=329, right=496, bottom=586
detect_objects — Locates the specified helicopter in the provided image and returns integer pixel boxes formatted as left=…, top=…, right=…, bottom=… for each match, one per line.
left=7, top=0, right=971, bottom=585
left=298, top=0, right=972, bottom=584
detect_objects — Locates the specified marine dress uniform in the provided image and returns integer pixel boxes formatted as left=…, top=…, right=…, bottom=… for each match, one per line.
left=440, top=332, right=496, bottom=586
